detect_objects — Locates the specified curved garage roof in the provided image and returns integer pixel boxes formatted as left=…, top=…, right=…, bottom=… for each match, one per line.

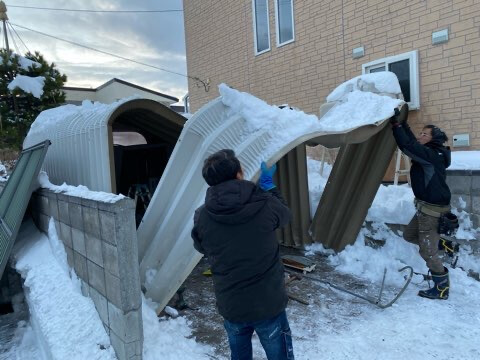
left=23, top=98, right=186, bottom=193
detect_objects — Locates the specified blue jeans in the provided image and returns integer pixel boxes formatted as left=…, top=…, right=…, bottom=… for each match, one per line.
left=223, top=310, right=294, bottom=360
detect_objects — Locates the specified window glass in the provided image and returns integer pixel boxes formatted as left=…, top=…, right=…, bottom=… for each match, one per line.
left=368, top=65, right=386, bottom=73
left=254, top=0, right=270, bottom=53
left=366, top=61, right=410, bottom=101
left=362, top=50, right=419, bottom=109
left=277, top=0, right=294, bottom=44
left=389, top=59, right=410, bottom=102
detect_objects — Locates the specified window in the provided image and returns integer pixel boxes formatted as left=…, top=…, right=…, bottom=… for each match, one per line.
left=275, top=0, right=295, bottom=46
left=362, top=50, right=420, bottom=109
left=252, top=0, right=271, bottom=55
left=113, top=132, right=147, bottom=146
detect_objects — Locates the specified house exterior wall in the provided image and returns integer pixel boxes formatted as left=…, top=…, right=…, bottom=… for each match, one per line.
left=184, top=0, right=480, bottom=149
left=64, top=88, right=97, bottom=103
left=95, top=82, right=175, bottom=106
left=64, top=83, right=176, bottom=106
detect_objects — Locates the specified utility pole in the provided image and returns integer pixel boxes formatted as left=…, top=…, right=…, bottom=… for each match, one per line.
left=0, top=1, right=7, bottom=132
left=0, top=1, right=18, bottom=136
left=0, top=1, right=9, bottom=52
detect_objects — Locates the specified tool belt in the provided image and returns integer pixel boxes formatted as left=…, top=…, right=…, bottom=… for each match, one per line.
left=414, top=199, right=459, bottom=235
left=414, top=199, right=450, bottom=218
left=438, top=213, right=459, bottom=236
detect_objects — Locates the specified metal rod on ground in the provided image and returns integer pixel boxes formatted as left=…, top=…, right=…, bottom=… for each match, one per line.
left=285, top=266, right=413, bottom=309
left=377, top=268, right=387, bottom=303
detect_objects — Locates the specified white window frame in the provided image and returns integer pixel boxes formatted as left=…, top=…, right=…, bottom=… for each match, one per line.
left=274, top=0, right=295, bottom=47
left=252, top=0, right=271, bottom=56
left=362, top=50, right=420, bottom=110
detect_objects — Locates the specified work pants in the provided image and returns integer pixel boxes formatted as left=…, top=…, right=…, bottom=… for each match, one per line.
left=403, top=211, right=444, bottom=273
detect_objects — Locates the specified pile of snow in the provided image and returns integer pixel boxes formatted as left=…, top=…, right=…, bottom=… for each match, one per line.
left=449, top=151, right=480, bottom=170
left=12, top=220, right=116, bottom=360
left=307, top=157, right=415, bottom=224
left=8, top=75, right=45, bottom=99
left=308, top=218, right=480, bottom=284
left=0, top=161, right=7, bottom=181
left=10, top=218, right=215, bottom=360
left=38, top=172, right=125, bottom=203
left=307, top=157, right=333, bottom=218
left=142, top=298, right=213, bottom=360
left=366, top=183, right=415, bottom=224
left=452, top=197, right=480, bottom=240
left=327, top=72, right=402, bottom=102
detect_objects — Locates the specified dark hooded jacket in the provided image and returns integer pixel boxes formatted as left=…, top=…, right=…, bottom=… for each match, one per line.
left=392, top=123, right=451, bottom=205
left=191, top=179, right=291, bottom=323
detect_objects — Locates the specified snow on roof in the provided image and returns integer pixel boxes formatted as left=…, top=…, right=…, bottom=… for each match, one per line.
left=26, top=97, right=137, bottom=140
left=8, top=75, right=45, bottom=99
left=219, top=77, right=403, bottom=154
left=326, top=71, right=402, bottom=102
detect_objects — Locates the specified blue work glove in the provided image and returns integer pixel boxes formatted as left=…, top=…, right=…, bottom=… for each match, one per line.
left=259, top=162, right=277, bottom=191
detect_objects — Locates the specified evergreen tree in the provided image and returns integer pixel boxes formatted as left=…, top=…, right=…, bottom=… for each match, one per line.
left=0, top=50, right=67, bottom=149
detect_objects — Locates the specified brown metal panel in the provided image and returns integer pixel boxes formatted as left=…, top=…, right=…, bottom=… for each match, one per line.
left=275, top=145, right=313, bottom=248
left=310, top=104, right=408, bottom=252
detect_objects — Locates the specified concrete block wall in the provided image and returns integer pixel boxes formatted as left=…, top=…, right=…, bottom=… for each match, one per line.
left=30, top=188, right=143, bottom=360
left=446, top=170, right=480, bottom=232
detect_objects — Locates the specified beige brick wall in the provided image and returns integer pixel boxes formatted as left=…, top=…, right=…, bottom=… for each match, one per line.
left=184, top=0, right=480, bottom=149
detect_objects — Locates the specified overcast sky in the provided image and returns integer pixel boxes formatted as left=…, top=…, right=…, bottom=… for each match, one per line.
left=5, top=0, right=187, bottom=103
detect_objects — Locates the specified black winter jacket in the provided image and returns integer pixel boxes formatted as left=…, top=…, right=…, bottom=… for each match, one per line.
left=191, top=179, right=291, bottom=322
left=392, top=123, right=451, bottom=206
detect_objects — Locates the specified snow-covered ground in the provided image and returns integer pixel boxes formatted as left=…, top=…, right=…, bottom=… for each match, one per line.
left=6, top=219, right=214, bottom=360
left=4, top=157, right=479, bottom=360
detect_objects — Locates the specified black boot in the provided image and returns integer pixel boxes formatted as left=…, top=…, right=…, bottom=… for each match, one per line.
left=418, top=267, right=449, bottom=300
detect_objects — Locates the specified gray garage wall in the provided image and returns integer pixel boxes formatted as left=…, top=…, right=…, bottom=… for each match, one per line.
left=446, top=170, right=480, bottom=230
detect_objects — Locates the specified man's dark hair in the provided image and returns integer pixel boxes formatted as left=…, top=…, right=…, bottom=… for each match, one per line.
left=202, top=149, right=242, bottom=186
left=424, top=124, right=448, bottom=145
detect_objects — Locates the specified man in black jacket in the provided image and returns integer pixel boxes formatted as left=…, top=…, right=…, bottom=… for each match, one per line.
left=192, top=149, right=294, bottom=360
left=391, top=112, right=451, bottom=300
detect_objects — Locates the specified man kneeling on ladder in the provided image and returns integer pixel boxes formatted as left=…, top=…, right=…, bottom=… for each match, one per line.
left=390, top=107, right=452, bottom=300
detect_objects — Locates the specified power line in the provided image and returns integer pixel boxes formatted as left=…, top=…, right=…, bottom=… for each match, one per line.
left=5, top=4, right=183, bottom=14
left=6, top=22, right=20, bottom=53
left=8, top=21, right=31, bottom=54
left=9, top=22, right=210, bottom=91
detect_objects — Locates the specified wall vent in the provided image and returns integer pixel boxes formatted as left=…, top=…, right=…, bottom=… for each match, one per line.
left=452, top=133, right=470, bottom=147
left=432, top=29, right=449, bottom=45
left=352, top=46, right=365, bottom=59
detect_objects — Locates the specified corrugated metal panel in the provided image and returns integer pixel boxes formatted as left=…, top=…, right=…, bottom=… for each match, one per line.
left=0, top=140, right=50, bottom=279
left=310, top=104, right=408, bottom=252
left=273, top=105, right=405, bottom=249
left=23, top=99, right=185, bottom=193
left=275, top=145, right=312, bottom=248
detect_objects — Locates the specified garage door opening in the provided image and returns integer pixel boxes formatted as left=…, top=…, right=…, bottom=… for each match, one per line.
left=109, top=106, right=185, bottom=226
